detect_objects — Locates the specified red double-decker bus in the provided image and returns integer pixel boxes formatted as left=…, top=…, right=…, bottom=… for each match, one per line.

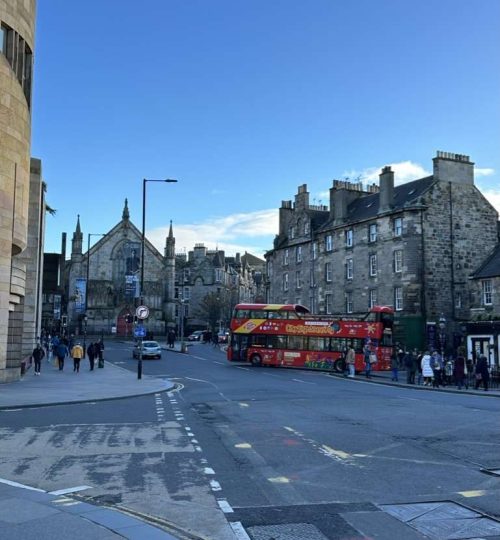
left=227, top=303, right=394, bottom=372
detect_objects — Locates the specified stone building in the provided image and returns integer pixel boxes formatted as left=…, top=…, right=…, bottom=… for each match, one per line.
left=0, top=0, right=40, bottom=382
left=61, top=201, right=265, bottom=337
left=174, top=245, right=266, bottom=332
left=64, top=201, right=171, bottom=336
left=466, top=244, right=500, bottom=368
left=265, top=151, right=499, bottom=352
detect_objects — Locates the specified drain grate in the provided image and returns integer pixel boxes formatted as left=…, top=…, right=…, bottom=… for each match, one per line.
left=380, top=501, right=500, bottom=540
left=247, top=523, right=329, bottom=540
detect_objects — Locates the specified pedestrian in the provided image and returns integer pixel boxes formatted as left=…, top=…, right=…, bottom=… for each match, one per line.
left=474, top=355, right=490, bottom=391
left=444, top=358, right=453, bottom=386
left=31, top=343, right=45, bottom=375
left=363, top=341, right=372, bottom=378
left=453, top=355, right=468, bottom=390
left=390, top=351, right=399, bottom=381
left=346, top=345, right=355, bottom=378
left=432, top=351, right=444, bottom=387
left=96, top=338, right=104, bottom=368
left=55, top=341, right=69, bottom=371
left=87, top=341, right=95, bottom=371
left=421, top=351, right=433, bottom=386
left=71, top=342, right=84, bottom=373
left=397, top=347, right=405, bottom=368
left=167, top=329, right=175, bottom=348
left=212, top=332, right=220, bottom=348
left=405, top=349, right=417, bottom=384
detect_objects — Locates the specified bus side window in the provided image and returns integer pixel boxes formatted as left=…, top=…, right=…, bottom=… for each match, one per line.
left=235, top=310, right=250, bottom=319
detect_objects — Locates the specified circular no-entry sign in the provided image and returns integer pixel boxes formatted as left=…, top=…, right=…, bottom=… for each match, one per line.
left=136, top=305, right=150, bottom=320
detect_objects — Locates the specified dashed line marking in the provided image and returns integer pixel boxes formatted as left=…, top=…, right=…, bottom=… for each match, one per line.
left=204, top=467, right=215, bottom=475
left=217, top=499, right=234, bottom=513
left=229, top=522, right=251, bottom=540
left=235, top=443, right=252, bottom=449
left=49, top=485, right=92, bottom=496
left=194, top=446, right=202, bottom=452
left=210, top=480, right=222, bottom=491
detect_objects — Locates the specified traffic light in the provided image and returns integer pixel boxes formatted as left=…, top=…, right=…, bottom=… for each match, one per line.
left=125, top=314, right=133, bottom=323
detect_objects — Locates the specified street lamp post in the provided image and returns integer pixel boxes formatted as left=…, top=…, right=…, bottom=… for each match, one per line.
left=85, top=232, right=105, bottom=355
left=438, top=314, right=447, bottom=360
left=138, top=178, right=178, bottom=378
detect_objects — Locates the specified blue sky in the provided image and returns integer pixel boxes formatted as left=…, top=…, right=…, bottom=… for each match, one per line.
left=33, top=0, right=500, bottom=258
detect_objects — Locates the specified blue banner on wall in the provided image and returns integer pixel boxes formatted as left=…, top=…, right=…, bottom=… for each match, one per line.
left=74, top=278, right=86, bottom=313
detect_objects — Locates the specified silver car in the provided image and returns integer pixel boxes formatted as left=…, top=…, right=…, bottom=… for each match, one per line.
left=133, top=340, right=162, bottom=359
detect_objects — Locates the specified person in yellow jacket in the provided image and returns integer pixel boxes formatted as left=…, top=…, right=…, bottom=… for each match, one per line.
left=71, top=342, right=84, bottom=373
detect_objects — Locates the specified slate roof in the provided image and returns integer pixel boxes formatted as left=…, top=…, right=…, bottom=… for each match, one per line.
left=471, top=244, right=500, bottom=279
left=318, top=175, right=435, bottom=231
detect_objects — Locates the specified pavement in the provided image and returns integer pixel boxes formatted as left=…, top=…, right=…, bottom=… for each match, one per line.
left=0, top=343, right=201, bottom=540
left=331, top=367, right=500, bottom=397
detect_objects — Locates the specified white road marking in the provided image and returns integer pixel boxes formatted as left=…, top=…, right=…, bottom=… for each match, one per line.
left=49, top=485, right=92, bottom=495
left=217, top=499, right=234, bottom=513
left=0, top=477, right=45, bottom=492
left=210, top=479, right=222, bottom=491
left=194, top=446, right=202, bottom=452
left=229, top=522, right=251, bottom=540
left=204, top=467, right=215, bottom=475
left=292, top=378, right=316, bottom=385
left=235, top=367, right=250, bottom=371
left=191, top=439, right=199, bottom=444
left=213, top=361, right=223, bottom=365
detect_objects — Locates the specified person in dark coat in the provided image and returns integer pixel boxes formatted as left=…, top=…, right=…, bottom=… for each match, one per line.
left=475, top=355, right=490, bottom=391
left=403, top=350, right=417, bottom=384
left=453, top=356, right=468, bottom=390
left=56, top=342, right=69, bottom=371
left=167, top=330, right=175, bottom=348
left=96, top=339, right=105, bottom=368
left=87, top=342, right=96, bottom=371
left=31, top=343, right=45, bottom=375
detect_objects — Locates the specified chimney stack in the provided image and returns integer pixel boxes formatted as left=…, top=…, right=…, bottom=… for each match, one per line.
left=378, top=166, right=394, bottom=213
left=433, top=151, right=474, bottom=184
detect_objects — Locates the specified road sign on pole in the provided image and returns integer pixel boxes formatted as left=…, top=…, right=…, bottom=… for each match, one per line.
left=134, top=325, right=146, bottom=338
left=136, top=305, right=149, bottom=320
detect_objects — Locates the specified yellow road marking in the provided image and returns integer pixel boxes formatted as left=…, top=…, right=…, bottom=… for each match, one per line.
left=458, top=490, right=487, bottom=498
left=268, top=477, right=290, bottom=483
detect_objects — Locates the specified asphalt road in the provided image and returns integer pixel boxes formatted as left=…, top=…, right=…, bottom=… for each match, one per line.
left=1, top=340, right=499, bottom=540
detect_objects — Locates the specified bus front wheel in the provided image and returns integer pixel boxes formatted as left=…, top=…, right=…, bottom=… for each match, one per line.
left=250, top=354, right=262, bottom=367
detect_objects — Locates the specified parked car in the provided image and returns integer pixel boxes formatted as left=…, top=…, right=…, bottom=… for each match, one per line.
left=132, top=340, right=162, bottom=359
left=187, top=330, right=204, bottom=341
left=218, top=331, right=229, bottom=343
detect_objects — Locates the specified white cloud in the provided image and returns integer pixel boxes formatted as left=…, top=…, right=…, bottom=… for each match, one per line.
left=475, top=167, right=495, bottom=177
left=147, top=208, right=278, bottom=258
left=342, top=161, right=430, bottom=187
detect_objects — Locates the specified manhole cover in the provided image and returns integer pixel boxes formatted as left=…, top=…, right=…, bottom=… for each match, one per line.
left=247, top=522, right=329, bottom=540
left=380, top=502, right=500, bottom=540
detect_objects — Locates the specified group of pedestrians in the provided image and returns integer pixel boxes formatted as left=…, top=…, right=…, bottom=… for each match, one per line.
left=341, top=343, right=493, bottom=392
left=32, top=334, right=104, bottom=375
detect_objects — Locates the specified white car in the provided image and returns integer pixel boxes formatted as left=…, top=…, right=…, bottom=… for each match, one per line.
left=187, top=330, right=204, bottom=341
left=133, top=340, right=162, bottom=359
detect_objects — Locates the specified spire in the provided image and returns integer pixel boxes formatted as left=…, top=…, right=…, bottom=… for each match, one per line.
left=71, top=214, right=83, bottom=256
left=122, top=198, right=130, bottom=220
left=165, top=220, right=175, bottom=258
